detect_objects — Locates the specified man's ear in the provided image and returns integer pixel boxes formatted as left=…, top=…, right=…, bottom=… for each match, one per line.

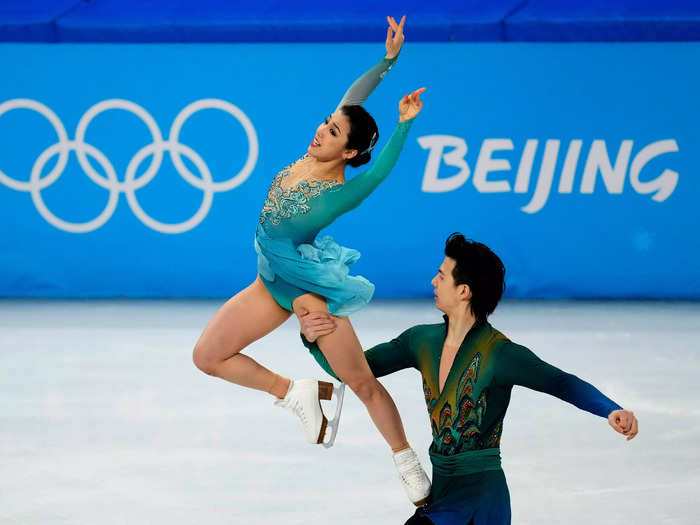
left=459, top=284, right=472, bottom=302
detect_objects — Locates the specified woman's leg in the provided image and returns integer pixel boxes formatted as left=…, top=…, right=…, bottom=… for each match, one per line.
left=193, top=276, right=293, bottom=398
left=292, top=293, right=409, bottom=451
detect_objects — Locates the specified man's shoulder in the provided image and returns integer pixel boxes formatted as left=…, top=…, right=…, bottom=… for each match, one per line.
left=486, top=323, right=534, bottom=357
left=484, top=323, right=514, bottom=349
left=399, top=322, right=444, bottom=339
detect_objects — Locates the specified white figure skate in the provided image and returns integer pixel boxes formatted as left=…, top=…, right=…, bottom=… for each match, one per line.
left=274, top=379, right=345, bottom=448
left=393, top=447, right=432, bottom=506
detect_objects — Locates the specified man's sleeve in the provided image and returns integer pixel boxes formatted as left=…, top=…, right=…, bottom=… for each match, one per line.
left=300, top=328, right=417, bottom=380
left=494, top=341, right=622, bottom=419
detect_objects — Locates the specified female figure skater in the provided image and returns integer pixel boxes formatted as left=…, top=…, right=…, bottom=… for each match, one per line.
left=192, top=16, right=431, bottom=504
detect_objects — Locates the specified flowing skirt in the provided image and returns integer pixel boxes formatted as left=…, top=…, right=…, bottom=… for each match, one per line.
left=254, top=224, right=374, bottom=316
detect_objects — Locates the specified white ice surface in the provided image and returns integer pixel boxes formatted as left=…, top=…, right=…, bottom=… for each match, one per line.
left=0, top=299, right=698, bottom=525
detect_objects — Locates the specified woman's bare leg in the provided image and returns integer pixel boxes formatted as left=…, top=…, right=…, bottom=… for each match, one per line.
left=292, top=294, right=409, bottom=452
left=193, top=276, right=293, bottom=398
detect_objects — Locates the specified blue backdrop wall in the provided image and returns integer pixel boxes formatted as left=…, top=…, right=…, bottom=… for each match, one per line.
left=1, top=43, right=698, bottom=298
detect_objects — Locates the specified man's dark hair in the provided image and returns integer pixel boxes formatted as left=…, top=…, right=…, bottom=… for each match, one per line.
left=340, top=105, right=379, bottom=168
left=444, top=232, right=506, bottom=322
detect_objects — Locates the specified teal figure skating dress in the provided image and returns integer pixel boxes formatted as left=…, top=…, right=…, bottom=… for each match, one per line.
left=256, top=54, right=410, bottom=316
left=302, top=318, right=622, bottom=525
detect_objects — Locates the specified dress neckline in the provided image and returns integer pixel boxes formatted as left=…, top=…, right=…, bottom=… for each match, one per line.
left=278, top=154, right=345, bottom=192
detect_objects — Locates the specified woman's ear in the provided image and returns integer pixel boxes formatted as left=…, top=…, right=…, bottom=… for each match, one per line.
left=344, top=149, right=358, bottom=161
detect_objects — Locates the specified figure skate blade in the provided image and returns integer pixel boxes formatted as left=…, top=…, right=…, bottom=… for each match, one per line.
left=321, top=382, right=345, bottom=449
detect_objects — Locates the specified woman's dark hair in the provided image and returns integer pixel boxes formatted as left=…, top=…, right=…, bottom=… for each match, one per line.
left=444, top=232, right=506, bottom=322
left=340, top=105, right=379, bottom=168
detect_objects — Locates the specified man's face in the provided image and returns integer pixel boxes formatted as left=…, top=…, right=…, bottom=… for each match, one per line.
left=431, top=256, right=469, bottom=313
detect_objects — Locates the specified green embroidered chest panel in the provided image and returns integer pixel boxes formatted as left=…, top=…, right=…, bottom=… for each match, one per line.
left=413, top=323, right=509, bottom=455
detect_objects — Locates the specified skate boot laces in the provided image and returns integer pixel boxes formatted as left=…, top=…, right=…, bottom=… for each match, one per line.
left=274, top=379, right=327, bottom=444
left=277, top=395, right=308, bottom=425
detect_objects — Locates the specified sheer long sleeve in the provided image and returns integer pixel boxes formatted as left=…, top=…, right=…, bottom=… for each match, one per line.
left=336, top=55, right=398, bottom=110
left=329, top=118, right=413, bottom=214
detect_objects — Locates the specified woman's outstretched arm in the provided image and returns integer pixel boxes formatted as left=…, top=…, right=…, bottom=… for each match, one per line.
left=334, top=87, right=426, bottom=213
left=336, top=15, right=405, bottom=109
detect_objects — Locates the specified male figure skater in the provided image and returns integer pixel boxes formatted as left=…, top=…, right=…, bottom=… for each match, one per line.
left=299, top=233, right=638, bottom=525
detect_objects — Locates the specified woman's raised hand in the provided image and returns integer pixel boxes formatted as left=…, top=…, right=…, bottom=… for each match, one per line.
left=399, top=87, right=426, bottom=122
left=385, top=15, right=405, bottom=59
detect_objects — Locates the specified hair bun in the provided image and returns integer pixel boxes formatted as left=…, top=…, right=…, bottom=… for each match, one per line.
left=339, top=104, right=379, bottom=168
left=348, top=151, right=371, bottom=168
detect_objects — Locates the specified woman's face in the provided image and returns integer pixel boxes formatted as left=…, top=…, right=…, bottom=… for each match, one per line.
left=307, top=110, right=357, bottom=162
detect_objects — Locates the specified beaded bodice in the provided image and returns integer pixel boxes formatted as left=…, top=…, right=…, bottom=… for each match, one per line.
left=259, top=156, right=341, bottom=227
left=255, top=120, right=413, bottom=246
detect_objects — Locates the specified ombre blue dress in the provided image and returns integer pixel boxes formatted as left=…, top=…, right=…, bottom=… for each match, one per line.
left=255, top=54, right=411, bottom=316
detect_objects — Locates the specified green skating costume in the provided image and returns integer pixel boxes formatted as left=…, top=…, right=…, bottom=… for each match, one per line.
left=256, top=54, right=412, bottom=316
left=302, top=317, right=621, bottom=525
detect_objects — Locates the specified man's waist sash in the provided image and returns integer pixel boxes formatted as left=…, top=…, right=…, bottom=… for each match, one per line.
left=429, top=447, right=502, bottom=477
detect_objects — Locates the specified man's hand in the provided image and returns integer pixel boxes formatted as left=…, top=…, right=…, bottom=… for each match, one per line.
left=385, top=15, right=405, bottom=59
left=298, top=310, right=337, bottom=343
left=608, top=409, right=639, bottom=440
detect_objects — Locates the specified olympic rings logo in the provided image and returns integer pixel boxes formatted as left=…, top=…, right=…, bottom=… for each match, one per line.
left=0, top=98, right=258, bottom=234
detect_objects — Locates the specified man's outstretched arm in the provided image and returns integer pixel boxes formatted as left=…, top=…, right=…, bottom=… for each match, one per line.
left=495, top=341, right=639, bottom=441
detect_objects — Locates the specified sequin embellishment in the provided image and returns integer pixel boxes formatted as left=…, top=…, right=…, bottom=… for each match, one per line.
left=259, top=157, right=341, bottom=226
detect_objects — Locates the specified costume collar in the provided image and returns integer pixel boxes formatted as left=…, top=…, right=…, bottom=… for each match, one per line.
left=442, top=314, right=488, bottom=344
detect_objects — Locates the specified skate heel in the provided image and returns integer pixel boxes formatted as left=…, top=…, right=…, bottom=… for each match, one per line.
left=318, top=381, right=334, bottom=400
left=316, top=415, right=329, bottom=444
